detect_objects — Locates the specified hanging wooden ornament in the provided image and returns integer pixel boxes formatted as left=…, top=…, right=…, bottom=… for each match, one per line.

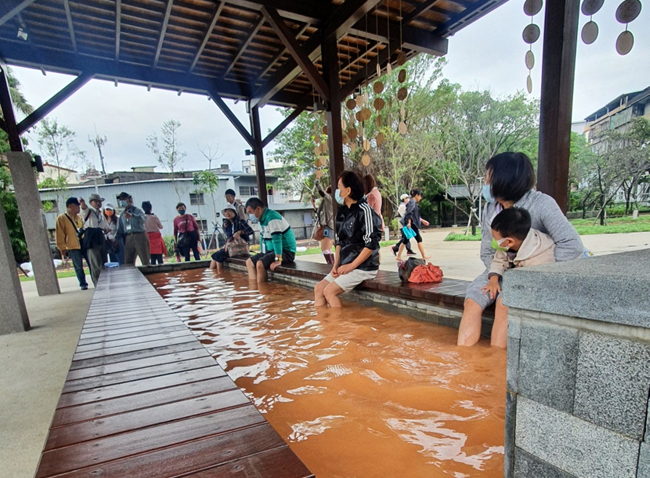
left=376, top=132, right=385, bottom=146
left=397, top=87, right=408, bottom=101
left=523, top=24, right=541, bottom=43
left=581, top=0, right=604, bottom=14
left=348, top=128, right=358, bottom=140
left=341, top=119, right=347, bottom=130
left=320, top=156, right=328, bottom=166
left=363, top=92, right=369, bottom=105
left=616, top=30, right=634, bottom=55
left=581, top=21, right=599, bottom=44
left=523, top=1, right=542, bottom=94
left=314, top=134, right=321, bottom=144
left=322, top=125, right=328, bottom=135
left=399, top=121, right=407, bottom=135
left=351, top=143, right=357, bottom=154
left=525, top=50, right=535, bottom=69
left=314, top=158, right=321, bottom=168
left=355, top=111, right=363, bottom=122
left=376, top=64, right=381, bottom=77
left=362, top=108, right=372, bottom=121
left=374, top=98, right=385, bottom=111
left=363, top=139, right=370, bottom=151
left=398, top=69, right=407, bottom=83
left=614, top=0, right=641, bottom=55
left=526, top=75, right=533, bottom=94
left=346, top=99, right=356, bottom=110
left=361, top=154, right=371, bottom=166
left=373, top=81, right=384, bottom=94
left=342, top=135, right=349, bottom=145
left=315, top=169, right=323, bottom=180
left=355, top=95, right=363, bottom=108
left=523, top=0, right=543, bottom=16
left=313, top=146, right=320, bottom=155
left=322, top=141, right=328, bottom=152
left=396, top=52, right=407, bottom=66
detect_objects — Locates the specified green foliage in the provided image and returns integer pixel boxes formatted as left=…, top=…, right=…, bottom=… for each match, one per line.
left=192, top=170, right=219, bottom=193
left=36, top=118, right=85, bottom=176
left=0, top=163, right=28, bottom=262
left=163, top=235, right=176, bottom=257
left=444, top=232, right=482, bottom=242
left=38, top=176, right=69, bottom=190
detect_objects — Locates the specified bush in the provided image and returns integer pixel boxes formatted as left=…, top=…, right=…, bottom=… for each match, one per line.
left=163, top=235, right=176, bottom=257
left=389, top=217, right=401, bottom=233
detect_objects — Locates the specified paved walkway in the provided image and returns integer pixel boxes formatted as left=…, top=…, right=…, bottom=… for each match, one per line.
left=298, top=229, right=650, bottom=281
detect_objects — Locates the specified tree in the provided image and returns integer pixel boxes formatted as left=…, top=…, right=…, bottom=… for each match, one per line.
left=36, top=118, right=86, bottom=180
left=147, top=119, right=186, bottom=200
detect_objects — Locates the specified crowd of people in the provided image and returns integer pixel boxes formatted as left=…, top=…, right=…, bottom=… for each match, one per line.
left=54, top=151, right=585, bottom=349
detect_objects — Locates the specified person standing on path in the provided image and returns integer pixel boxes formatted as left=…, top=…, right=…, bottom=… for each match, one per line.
left=55, top=197, right=89, bottom=290
left=395, top=189, right=431, bottom=261
left=392, top=193, right=416, bottom=256
left=143, top=201, right=166, bottom=265
left=173, top=202, right=201, bottom=262
left=311, top=180, right=335, bottom=264
left=116, top=192, right=150, bottom=266
left=79, top=193, right=108, bottom=286
left=103, top=203, right=120, bottom=263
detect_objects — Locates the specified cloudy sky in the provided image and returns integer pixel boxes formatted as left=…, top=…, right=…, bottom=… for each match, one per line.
left=10, top=0, right=649, bottom=174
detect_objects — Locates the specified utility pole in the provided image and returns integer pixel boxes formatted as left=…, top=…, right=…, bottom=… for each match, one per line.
left=89, top=130, right=108, bottom=176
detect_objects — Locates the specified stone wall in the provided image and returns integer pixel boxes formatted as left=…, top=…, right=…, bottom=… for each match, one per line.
left=503, top=249, right=650, bottom=478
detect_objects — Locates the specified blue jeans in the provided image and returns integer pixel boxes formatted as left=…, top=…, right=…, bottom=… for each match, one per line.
left=67, top=249, right=88, bottom=288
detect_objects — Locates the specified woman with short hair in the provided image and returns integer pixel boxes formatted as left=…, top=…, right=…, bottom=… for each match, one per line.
left=314, top=170, right=383, bottom=308
left=457, top=152, right=584, bottom=348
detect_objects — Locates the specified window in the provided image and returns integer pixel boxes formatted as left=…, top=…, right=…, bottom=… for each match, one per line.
left=190, top=192, right=205, bottom=205
left=197, top=220, right=208, bottom=233
left=239, top=186, right=258, bottom=196
left=42, top=200, right=58, bottom=213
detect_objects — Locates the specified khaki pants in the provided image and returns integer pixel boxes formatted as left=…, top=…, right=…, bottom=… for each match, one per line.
left=124, top=232, right=150, bottom=266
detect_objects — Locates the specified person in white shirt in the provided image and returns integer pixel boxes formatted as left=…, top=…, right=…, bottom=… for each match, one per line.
left=80, top=193, right=109, bottom=286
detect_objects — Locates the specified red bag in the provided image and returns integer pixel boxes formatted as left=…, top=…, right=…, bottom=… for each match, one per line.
left=408, top=264, right=444, bottom=284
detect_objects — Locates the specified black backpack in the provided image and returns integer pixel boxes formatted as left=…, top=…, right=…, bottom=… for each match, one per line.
left=398, top=257, right=426, bottom=282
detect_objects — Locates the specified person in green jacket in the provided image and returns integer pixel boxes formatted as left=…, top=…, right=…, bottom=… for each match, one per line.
left=245, top=197, right=296, bottom=282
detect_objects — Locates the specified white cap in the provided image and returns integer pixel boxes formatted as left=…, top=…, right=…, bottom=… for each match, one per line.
left=400, top=193, right=410, bottom=200
left=104, top=202, right=116, bottom=211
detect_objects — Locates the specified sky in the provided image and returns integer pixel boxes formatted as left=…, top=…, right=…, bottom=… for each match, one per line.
left=10, top=0, right=650, bottom=175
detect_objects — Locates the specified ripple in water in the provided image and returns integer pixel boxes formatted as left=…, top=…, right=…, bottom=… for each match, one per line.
left=148, top=268, right=506, bottom=478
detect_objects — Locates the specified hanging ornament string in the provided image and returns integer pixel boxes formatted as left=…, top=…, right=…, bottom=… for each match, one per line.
left=522, top=0, right=542, bottom=94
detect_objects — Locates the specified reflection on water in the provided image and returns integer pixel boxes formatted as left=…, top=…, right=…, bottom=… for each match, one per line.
left=148, top=269, right=506, bottom=478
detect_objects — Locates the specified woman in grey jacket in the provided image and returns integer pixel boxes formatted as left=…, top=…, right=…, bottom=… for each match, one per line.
left=457, top=152, right=584, bottom=348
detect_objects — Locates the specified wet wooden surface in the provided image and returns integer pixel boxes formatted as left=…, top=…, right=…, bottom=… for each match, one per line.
left=35, top=266, right=314, bottom=478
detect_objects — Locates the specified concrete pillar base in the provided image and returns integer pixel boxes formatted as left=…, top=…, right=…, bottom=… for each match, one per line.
left=0, top=199, right=30, bottom=334
left=3, top=152, right=60, bottom=296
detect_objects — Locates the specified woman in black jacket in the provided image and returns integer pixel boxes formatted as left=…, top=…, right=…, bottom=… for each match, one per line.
left=314, top=170, right=383, bottom=308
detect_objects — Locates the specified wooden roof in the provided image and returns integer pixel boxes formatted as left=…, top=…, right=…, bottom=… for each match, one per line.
left=0, top=0, right=507, bottom=109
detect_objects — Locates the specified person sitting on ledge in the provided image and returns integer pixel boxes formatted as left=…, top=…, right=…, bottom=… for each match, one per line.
left=481, top=207, right=557, bottom=348
left=314, top=170, right=383, bottom=308
left=210, top=204, right=254, bottom=272
left=245, top=197, right=296, bottom=282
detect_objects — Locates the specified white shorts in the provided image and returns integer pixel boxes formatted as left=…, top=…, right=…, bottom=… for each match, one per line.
left=324, top=268, right=378, bottom=293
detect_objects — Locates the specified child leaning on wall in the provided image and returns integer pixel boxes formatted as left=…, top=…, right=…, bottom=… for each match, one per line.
left=480, top=207, right=556, bottom=348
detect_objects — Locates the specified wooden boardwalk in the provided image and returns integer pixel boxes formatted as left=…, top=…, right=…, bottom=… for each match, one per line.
left=35, top=267, right=314, bottom=478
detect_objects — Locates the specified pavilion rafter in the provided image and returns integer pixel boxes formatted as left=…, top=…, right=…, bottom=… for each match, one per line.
left=0, top=0, right=37, bottom=27
left=222, top=15, right=265, bottom=79
left=153, top=0, right=174, bottom=68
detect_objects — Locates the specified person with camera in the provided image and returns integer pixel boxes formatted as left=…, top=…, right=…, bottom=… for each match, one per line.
left=116, top=191, right=150, bottom=266
left=55, top=197, right=89, bottom=290
left=79, top=193, right=109, bottom=286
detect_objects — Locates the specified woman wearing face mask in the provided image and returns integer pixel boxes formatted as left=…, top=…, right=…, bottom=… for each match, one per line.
left=103, top=203, right=120, bottom=263
left=314, top=170, right=383, bottom=308
left=457, top=152, right=584, bottom=349
left=173, top=202, right=201, bottom=262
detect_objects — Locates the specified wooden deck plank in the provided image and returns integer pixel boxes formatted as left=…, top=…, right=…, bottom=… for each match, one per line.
left=78, top=323, right=189, bottom=344
left=51, top=377, right=238, bottom=427
left=62, top=356, right=218, bottom=393
left=36, top=407, right=267, bottom=477
left=69, top=341, right=206, bottom=370
left=45, top=389, right=252, bottom=450
left=72, top=335, right=199, bottom=361
left=57, top=366, right=227, bottom=408
left=65, top=348, right=212, bottom=381
left=47, top=425, right=291, bottom=478
left=75, top=329, right=194, bottom=352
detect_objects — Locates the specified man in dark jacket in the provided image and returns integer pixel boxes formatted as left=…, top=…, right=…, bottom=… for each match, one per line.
left=314, top=170, right=383, bottom=307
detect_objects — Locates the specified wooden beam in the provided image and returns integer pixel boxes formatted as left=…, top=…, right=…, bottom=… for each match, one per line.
left=214, top=0, right=329, bottom=24
left=207, top=88, right=255, bottom=148
left=17, top=73, right=93, bottom=134
left=322, top=34, right=344, bottom=203
left=437, top=0, right=507, bottom=37
left=222, top=16, right=264, bottom=79
left=153, top=0, right=174, bottom=68
left=189, top=2, right=224, bottom=73
left=402, top=1, right=448, bottom=25
left=537, top=0, right=580, bottom=214
left=62, top=0, right=77, bottom=53
left=261, top=106, right=305, bottom=148
left=0, top=0, right=36, bottom=27
left=249, top=105, right=268, bottom=205
left=256, top=23, right=310, bottom=81
left=115, top=0, right=121, bottom=61
left=261, top=6, right=329, bottom=100
left=321, top=0, right=383, bottom=41
left=0, top=63, right=23, bottom=151
left=349, top=17, right=448, bottom=56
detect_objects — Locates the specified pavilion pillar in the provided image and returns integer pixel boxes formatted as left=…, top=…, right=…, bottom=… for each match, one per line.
left=537, top=0, right=580, bottom=214
left=0, top=64, right=60, bottom=296
left=0, top=198, right=30, bottom=334
left=322, top=35, right=344, bottom=195
left=249, top=105, right=268, bottom=205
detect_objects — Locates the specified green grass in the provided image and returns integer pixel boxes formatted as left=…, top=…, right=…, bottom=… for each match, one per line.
left=443, top=215, right=650, bottom=241
left=19, top=268, right=91, bottom=282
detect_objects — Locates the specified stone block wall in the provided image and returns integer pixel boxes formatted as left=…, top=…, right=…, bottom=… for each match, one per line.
left=503, top=249, right=650, bottom=478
